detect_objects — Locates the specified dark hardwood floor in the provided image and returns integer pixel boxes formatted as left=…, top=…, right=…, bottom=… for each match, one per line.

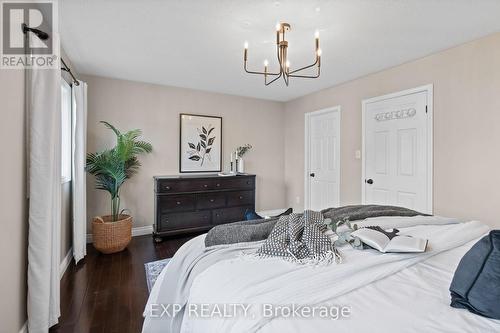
left=50, top=234, right=196, bottom=333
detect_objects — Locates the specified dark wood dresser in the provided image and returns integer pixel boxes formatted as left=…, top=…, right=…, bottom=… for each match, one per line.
left=153, top=174, right=256, bottom=241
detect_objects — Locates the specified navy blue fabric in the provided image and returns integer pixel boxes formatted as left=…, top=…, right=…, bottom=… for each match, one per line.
left=244, top=210, right=263, bottom=221
left=449, top=230, right=500, bottom=319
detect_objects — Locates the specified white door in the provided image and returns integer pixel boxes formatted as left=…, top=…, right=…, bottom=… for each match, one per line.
left=305, top=107, right=341, bottom=211
left=363, top=86, right=432, bottom=213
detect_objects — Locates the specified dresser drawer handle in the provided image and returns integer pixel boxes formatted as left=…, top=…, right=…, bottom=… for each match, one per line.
left=239, top=196, right=244, bottom=199
left=164, top=185, right=171, bottom=190
left=216, top=183, right=221, bottom=187
left=203, top=184, right=208, bottom=188
left=246, top=181, right=251, bottom=185
left=209, top=199, right=215, bottom=202
left=176, top=201, right=181, bottom=205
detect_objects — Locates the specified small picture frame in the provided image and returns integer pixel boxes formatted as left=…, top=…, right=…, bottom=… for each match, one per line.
left=179, top=114, right=222, bottom=173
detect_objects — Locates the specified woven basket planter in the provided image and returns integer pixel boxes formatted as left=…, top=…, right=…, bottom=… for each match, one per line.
left=92, top=214, right=132, bottom=254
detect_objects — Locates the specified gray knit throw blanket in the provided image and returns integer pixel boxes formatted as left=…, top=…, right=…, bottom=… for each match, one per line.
left=205, top=205, right=427, bottom=247
left=254, top=210, right=340, bottom=265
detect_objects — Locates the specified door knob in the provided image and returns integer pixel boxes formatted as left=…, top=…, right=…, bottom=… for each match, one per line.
left=310, top=173, right=315, bottom=177
left=366, top=179, right=373, bottom=184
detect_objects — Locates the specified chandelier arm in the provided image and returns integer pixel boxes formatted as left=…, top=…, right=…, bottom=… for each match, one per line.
left=265, top=71, right=283, bottom=86
left=277, top=46, right=286, bottom=75
left=289, top=66, right=321, bottom=79
left=288, top=73, right=320, bottom=78
left=283, top=70, right=289, bottom=86
left=244, top=62, right=280, bottom=76
left=288, top=58, right=319, bottom=75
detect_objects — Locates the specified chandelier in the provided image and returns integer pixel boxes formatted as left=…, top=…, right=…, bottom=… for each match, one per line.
left=243, top=22, right=321, bottom=86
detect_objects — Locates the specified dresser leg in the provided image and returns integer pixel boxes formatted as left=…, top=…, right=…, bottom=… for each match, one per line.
left=153, top=236, right=163, bottom=243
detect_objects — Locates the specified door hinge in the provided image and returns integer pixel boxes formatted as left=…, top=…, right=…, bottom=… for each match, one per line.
left=425, top=105, right=428, bottom=114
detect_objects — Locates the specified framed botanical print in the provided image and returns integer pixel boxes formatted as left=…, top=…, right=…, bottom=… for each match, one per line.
left=179, top=114, right=222, bottom=173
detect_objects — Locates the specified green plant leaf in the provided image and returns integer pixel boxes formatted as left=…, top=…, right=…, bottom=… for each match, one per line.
left=100, top=121, right=121, bottom=137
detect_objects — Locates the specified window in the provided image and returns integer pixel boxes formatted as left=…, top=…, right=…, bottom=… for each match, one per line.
left=61, top=79, right=72, bottom=183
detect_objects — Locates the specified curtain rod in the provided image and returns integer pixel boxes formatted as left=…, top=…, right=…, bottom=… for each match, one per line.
left=61, top=58, right=80, bottom=86
left=22, top=24, right=80, bottom=86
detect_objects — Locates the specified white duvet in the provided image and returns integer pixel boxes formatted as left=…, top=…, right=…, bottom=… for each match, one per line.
left=143, top=217, right=500, bottom=333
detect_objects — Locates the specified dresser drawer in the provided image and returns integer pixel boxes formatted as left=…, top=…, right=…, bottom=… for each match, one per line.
left=196, top=193, right=226, bottom=210
left=157, top=195, right=195, bottom=213
left=227, top=190, right=254, bottom=206
left=160, top=211, right=211, bottom=230
left=156, top=178, right=218, bottom=193
left=217, top=177, right=255, bottom=190
left=212, top=206, right=252, bottom=225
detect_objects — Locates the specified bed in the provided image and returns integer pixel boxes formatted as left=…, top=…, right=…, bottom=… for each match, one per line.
left=142, top=215, right=500, bottom=333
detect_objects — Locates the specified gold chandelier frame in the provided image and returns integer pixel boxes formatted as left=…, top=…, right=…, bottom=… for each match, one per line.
left=243, top=22, right=321, bottom=86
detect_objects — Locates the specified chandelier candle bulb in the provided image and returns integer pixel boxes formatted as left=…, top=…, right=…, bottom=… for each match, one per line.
left=244, top=42, right=248, bottom=61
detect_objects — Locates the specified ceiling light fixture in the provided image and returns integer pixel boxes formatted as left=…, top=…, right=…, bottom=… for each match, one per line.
left=243, top=23, right=321, bottom=86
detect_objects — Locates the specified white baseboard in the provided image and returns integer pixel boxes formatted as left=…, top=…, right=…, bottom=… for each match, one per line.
left=86, top=225, right=153, bottom=243
left=18, top=322, right=27, bottom=333
left=60, top=247, right=73, bottom=279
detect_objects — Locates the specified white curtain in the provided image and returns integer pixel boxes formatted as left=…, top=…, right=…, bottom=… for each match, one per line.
left=72, top=81, right=88, bottom=263
left=27, top=35, right=62, bottom=331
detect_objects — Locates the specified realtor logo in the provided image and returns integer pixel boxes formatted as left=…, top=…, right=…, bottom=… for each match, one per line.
left=1, top=0, right=58, bottom=68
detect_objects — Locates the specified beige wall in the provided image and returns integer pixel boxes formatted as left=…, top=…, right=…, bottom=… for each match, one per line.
left=82, top=75, right=286, bottom=231
left=0, top=70, right=28, bottom=333
left=284, top=33, right=500, bottom=228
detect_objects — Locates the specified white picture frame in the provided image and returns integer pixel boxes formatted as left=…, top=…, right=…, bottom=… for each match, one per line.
left=179, top=113, right=222, bottom=173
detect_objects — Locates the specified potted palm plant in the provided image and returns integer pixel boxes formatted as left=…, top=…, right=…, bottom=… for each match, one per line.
left=86, top=121, right=152, bottom=254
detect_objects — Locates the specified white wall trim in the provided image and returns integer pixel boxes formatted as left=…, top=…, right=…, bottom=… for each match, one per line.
left=59, top=247, right=73, bottom=279
left=304, top=106, right=341, bottom=210
left=361, top=84, right=433, bottom=213
left=86, top=225, right=154, bottom=243
left=18, top=322, right=27, bottom=333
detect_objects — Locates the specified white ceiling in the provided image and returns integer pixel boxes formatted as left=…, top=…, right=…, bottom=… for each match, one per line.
left=60, top=0, right=500, bottom=102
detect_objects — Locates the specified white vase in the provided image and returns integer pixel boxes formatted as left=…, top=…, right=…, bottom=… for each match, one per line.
left=237, top=158, right=244, bottom=173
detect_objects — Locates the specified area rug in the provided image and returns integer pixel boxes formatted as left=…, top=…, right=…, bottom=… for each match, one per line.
left=144, top=258, right=171, bottom=293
